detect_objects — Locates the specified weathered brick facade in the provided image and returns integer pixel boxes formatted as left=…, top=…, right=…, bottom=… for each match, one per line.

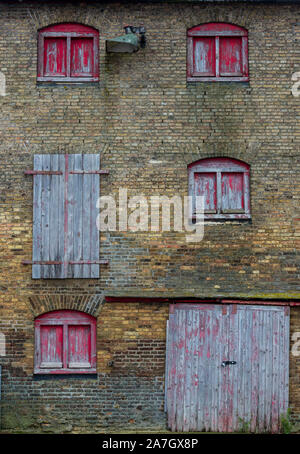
left=0, top=0, right=299, bottom=432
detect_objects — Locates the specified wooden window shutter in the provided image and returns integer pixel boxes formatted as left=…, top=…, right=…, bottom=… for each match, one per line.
left=194, top=172, right=217, bottom=213
left=68, top=325, right=92, bottom=369
left=43, top=37, right=67, bottom=77
left=37, top=23, right=99, bottom=83
left=35, top=310, right=96, bottom=374
left=188, top=157, right=251, bottom=220
left=26, top=154, right=108, bottom=279
left=187, top=23, right=248, bottom=82
left=39, top=325, right=64, bottom=369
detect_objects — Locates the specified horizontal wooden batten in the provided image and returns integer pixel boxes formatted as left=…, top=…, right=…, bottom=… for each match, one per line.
left=25, top=169, right=109, bottom=176
left=25, top=170, right=63, bottom=175
left=23, top=260, right=108, bottom=265
left=69, top=170, right=109, bottom=175
left=69, top=260, right=109, bottom=265
left=104, top=296, right=300, bottom=306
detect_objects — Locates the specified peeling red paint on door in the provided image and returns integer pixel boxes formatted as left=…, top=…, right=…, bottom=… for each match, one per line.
left=166, top=304, right=289, bottom=433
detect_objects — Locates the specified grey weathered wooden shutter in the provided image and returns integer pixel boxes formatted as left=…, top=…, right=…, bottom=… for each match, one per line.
left=31, top=154, right=100, bottom=279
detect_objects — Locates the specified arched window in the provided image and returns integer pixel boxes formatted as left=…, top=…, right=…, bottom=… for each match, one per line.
left=188, top=157, right=251, bottom=220
left=187, top=23, right=249, bottom=82
left=37, top=23, right=99, bottom=82
left=34, top=310, right=96, bottom=374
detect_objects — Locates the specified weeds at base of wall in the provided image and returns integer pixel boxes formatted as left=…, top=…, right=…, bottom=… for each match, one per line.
left=280, top=409, right=295, bottom=434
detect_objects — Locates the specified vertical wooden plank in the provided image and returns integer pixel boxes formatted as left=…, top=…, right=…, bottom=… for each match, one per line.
left=211, top=306, right=221, bottom=432
left=32, top=155, right=42, bottom=279
left=58, top=154, right=65, bottom=278
left=196, top=308, right=205, bottom=431
left=216, top=172, right=222, bottom=215
left=73, top=154, right=83, bottom=278
left=183, top=310, right=192, bottom=431
left=164, top=319, right=169, bottom=413
left=228, top=304, right=239, bottom=432
left=250, top=309, right=259, bottom=432
left=245, top=307, right=253, bottom=429
left=49, top=155, right=59, bottom=278
left=90, top=154, right=100, bottom=278
left=0, top=365, right=1, bottom=428
left=236, top=306, right=245, bottom=430
left=265, top=309, right=273, bottom=432
left=283, top=308, right=290, bottom=419
left=221, top=306, right=230, bottom=432
left=271, top=310, right=279, bottom=432
left=189, top=309, right=198, bottom=431
left=82, top=155, right=92, bottom=278
left=63, top=154, right=69, bottom=278
left=215, top=36, right=220, bottom=77
left=176, top=309, right=186, bottom=432
left=242, top=36, right=248, bottom=76
left=41, top=155, right=51, bottom=278
left=257, top=309, right=266, bottom=432
left=205, top=309, right=214, bottom=431
left=167, top=313, right=177, bottom=431
left=67, top=154, right=74, bottom=278
left=66, top=36, right=71, bottom=78
left=278, top=307, right=290, bottom=427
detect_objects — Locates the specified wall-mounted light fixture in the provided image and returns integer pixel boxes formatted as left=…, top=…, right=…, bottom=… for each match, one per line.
left=106, top=25, right=146, bottom=53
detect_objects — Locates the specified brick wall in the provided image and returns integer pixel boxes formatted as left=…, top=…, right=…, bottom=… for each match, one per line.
left=0, top=0, right=299, bottom=432
left=1, top=302, right=168, bottom=433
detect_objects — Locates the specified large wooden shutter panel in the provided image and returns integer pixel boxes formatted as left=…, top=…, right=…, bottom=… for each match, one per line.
left=32, top=154, right=100, bottom=279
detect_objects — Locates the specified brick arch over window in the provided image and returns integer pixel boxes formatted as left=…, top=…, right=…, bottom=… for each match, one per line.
left=28, top=294, right=104, bottom=318
left=37, top=23, right=99, bottom=82
left=34, top=310, right=97, bottom=374
left=188, top=157, right=251, bottom=220
left=187, top=23, right=249, bottom=82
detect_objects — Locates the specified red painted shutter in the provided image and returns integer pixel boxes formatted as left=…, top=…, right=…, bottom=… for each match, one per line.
left=71, top=38, right=94, bottom=77
left=194, top=172, right=217, bottom=213
left=40, top=325, right=63, bottom=369
left=44, top=38, right=67, bottom=77
left=193, top=38, right=215, bottom=77
left=35, top=311, right=96, bottom=374
left=187, top=23, right=248, bottom=82
left=37, top=23, right=99, bottom=82
left=32, top=154, right=100, bottom=279
left=68, top=325, right=92, bottom=368
left=221, top=172, right=244, bottom=213
left=188, top=158, right=251, bottom=219
left=219, top=37, right=242, bottom=76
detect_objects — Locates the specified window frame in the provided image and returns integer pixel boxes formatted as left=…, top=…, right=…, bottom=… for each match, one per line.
left=34, top=310, right=97, bottom=374
left=187, top=23, right=249, bottom=82
left=37, top=23, right=99, bottom=83
left=188, top=157, right=251, bottom=221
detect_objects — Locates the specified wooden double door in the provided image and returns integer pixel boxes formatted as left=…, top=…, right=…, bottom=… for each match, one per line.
left=165, top=304, right=289, bottom=433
